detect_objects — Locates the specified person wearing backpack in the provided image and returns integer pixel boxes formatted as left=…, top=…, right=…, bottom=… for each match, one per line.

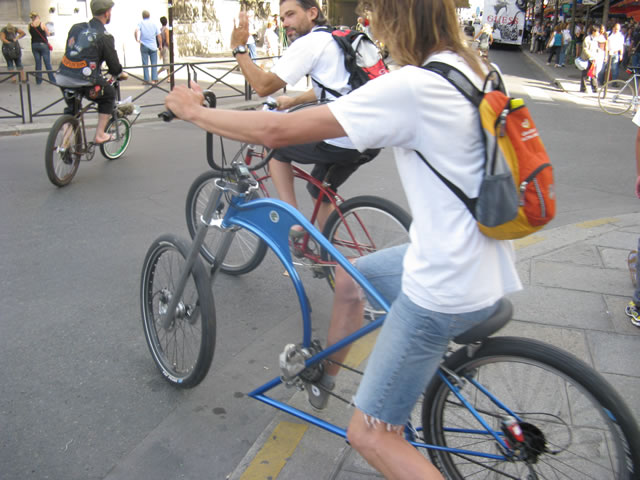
left=1, top=23, right=26, bottom=83
left=167, top=0, right=523, bottom=476
left=229, top=0, right=383, bottom=234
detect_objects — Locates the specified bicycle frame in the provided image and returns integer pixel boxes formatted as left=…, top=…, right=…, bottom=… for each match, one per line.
left=252, top=165, right=377, bottom=267
left=165, top=173, right=516, bottom=461
left=66, top=81, right=137, bottom=155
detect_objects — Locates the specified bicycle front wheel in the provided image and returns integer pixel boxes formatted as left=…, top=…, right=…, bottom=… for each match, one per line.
left=100, top=117, right=131, bottom=160
left=598, top=79, right=635, bottom=115
left=45, top=114, right=81, bottom=187
left=321, top=195, right=412, bottom=290
left=185, top=170, right=268, bottom=275
left=140, top=234, right=216, bottom=388
left=422, top=337, right=640, bottom=479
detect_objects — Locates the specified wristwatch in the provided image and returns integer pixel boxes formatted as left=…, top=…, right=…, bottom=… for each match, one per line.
left=232, top=45, right=248, bottom=57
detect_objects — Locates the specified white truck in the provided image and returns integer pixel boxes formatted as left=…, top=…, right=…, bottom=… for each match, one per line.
left=481, top=0, right=526, bottom=45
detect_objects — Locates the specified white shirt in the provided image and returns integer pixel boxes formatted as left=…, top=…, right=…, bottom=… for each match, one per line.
left=608, top=31, right=624, bottom=55
left=328, top=51, right=522, bottom=313
left=272, top=26, right=353, bottom=149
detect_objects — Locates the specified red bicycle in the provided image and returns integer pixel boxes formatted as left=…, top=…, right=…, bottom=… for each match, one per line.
left=185, top=104, right=411, bottom=290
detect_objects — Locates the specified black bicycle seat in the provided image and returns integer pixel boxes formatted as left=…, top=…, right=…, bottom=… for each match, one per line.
left=453, top=298, right=513, bottom=344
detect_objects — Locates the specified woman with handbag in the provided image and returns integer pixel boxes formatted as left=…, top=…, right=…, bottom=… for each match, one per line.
left=1, top=23, right=26, bottom=83
left=580, top=25, right=599, bottom=94
left=28, top=12, right=56, bottom=85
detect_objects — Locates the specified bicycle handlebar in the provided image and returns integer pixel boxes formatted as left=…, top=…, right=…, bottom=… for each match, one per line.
left=158, top=90, right=217, bottom=123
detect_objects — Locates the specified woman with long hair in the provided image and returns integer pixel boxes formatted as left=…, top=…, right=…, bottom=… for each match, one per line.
left=165, top=0, right=521, bottom=477
left=28, top=12, right=56, bottom=85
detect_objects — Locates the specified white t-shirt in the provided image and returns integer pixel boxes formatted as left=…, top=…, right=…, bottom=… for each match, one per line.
left=608, top=31, right=624, bottom=55
left=328, top=51, right=522, bottom=313
left=272, top=26, right=353, bottom=149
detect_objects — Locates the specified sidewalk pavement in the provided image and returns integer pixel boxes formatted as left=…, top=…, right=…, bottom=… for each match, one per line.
left=520, top=43, right=632, bottom=95
left=226, top=50, right=640, bottom=480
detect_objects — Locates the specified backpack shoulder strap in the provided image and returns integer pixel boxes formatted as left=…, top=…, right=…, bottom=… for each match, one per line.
left=413, top=61, right=487, bottom=216
left=421, top=61, right=484, bottom=106
left=310, top=25, right=343, bottom=99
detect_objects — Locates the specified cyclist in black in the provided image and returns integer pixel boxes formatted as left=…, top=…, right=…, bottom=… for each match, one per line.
left=56, top=0, right=128, bottom=144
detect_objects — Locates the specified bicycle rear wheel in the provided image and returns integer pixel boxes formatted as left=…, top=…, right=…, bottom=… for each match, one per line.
left=140, top=234, right=216, bottom=388
left=598, top=79, right=635, bottom=115
left=45, top=114, right=81, bottom=187
left=185, top=170, right=268, bottom=275
left=100, top=116, right=131, bottom=160
left=422, top=337, right=640, bottom=479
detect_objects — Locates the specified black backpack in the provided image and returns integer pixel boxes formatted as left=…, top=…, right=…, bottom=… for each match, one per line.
left=313, top=26, right=389, bottom=99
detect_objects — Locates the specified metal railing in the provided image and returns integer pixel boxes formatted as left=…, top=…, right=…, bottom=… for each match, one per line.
left=1, top=57, right=279, bottom=124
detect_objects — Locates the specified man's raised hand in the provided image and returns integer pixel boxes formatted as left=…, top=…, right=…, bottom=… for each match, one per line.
left=231, top=11, right=250, bottom=48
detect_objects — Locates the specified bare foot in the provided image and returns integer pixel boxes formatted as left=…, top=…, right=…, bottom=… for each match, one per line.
left=94, top=133, right=115, bottom=144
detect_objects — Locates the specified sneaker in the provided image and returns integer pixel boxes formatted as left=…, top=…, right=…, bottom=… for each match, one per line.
left=625, top=301, right=640, bottom=327
left=628, top=250, right=637, bottom=287
left=306, top=376, right=335, bottom=410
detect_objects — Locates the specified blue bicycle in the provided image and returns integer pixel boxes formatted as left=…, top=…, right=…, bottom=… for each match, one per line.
left=141, top=102, right=640, bottom=479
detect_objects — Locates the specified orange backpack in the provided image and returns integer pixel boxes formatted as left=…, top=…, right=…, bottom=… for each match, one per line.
left=418, top=62, right=555, bottom=240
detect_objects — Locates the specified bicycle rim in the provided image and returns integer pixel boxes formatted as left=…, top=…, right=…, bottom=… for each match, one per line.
left=100, top=117, right=131, bottom=160
left=140, top=235, right=215, bottom=388
left=322, top=197, right=410, bottom=284
left=598, top=80, right=634, bottom=115
left=423, top=341, right=636, bottom=479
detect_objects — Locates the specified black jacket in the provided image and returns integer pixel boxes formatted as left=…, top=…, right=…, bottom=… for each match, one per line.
left=58, top=17, right=122, bottom=85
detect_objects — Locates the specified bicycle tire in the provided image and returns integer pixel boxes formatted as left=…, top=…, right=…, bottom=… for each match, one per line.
left=422, top=336, right=640, bottom=479
left=100, top=116, right=132, bottom=160
left=598, top=79, right=635, bottom=115
left=45, top=114, right=81, bottom=187
left=185, top=170, right=268, bottom=275
left=140, top=234, right=216, bottom=388
left=321, top=195, right=412, bottom=290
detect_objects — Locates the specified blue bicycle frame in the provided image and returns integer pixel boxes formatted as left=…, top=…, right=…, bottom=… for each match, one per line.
left=210, top=182, right=513, bottom=461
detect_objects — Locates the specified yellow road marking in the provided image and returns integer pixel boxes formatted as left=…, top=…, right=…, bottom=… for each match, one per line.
left=343, top=330, right=379, bottom=368
left=239, top=421, right=308, bottom=480
left=514, top=235, right=545, bottom=249
left=576, top=218, right=618, bottom=229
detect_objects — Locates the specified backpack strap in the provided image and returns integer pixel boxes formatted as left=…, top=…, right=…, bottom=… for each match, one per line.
left=415, top=63, right=509, bottom=217
left=309, top=25, right=345, bottom=100
left=414, top=150, right=477, bottom=215
left=413, top=62, right=489, bottom=217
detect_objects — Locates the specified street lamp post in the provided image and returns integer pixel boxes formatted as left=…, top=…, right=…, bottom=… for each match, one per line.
left=168, top=0, right=175, bottom=91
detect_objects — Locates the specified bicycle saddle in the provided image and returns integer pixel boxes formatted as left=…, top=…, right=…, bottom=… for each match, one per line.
left=453, top=298, right=513, bottom=344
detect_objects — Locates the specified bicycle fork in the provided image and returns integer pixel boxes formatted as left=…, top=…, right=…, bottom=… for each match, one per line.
left=159, top=181, right=235, bottom=330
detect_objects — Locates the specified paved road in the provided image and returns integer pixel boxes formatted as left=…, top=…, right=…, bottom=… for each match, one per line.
left=0, top=47, right=638, bottom=479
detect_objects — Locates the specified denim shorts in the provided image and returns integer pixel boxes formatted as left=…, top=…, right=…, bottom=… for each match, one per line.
left=353, top=245, right=500, bottom=426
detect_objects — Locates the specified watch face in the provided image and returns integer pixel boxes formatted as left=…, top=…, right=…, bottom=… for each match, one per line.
left=234, top=46, right=247, bottom=55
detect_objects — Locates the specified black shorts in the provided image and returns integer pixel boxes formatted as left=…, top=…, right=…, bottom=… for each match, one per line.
left=61, top=83, right=116, bottom=116
left=272, top=141, right=380, bottom=202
